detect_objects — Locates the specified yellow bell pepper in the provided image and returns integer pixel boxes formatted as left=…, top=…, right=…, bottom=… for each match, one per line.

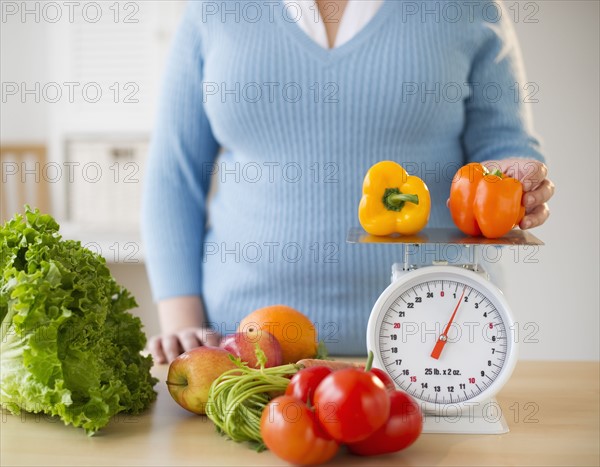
left=358, top=161, right=431, bottom=236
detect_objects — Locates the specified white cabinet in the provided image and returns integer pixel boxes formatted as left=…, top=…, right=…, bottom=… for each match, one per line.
left=66, top=138, right=148, bottom=229
left=47, top=1, right=186, bottom=134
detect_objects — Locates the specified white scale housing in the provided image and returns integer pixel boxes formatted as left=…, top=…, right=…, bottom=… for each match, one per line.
left=347, top=228, right=544, bottom=434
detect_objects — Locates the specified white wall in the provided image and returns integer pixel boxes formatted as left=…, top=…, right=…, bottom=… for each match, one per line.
left=0, top=18, right=48, bottom=141
left=2, top=1, right=598, bottom=360
left=503, top=1, right=600, bottom=360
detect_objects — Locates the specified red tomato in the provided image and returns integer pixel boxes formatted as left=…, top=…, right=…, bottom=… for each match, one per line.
left=348, top=390, right=423, bottom=456
left=285, top=366, right=333, bottom=405
left=370, top=368, right=396, bottom=392
left=260, top=395, right=339, bottom=465
left=313, top=368, right=391, bottom=443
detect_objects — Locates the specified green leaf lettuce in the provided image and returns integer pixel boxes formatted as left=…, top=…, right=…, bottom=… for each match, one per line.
left=1, top=208, right=157, bottom=435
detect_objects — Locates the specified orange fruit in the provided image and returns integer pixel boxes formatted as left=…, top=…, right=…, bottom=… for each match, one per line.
left=238, top=305, right=318, bottom=364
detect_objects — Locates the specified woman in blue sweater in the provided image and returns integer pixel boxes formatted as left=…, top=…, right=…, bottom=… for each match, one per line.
left=142, top=1, right=554, bottom=363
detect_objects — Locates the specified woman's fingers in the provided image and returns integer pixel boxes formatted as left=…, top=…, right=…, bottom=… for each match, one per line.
left=523, top=178, right=555, bottom=209
left=486, top=159, right=548, bottom=192
left=517, top=165, right=553, bottom=230
left=197, top=328, right=222, bottom=347
left=520, top=203, right=550, bottom=230
left=162, top=335, right=184, bottom=363
left=519, top=161, right=548, bottom=192
left=148, top=335, right=167, bottom=364
left=148, top=328, right=223, bottom=365
left=178, top=330, right=202, bottom=353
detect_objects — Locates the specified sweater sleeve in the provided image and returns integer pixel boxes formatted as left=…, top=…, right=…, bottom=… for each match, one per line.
left=462, top=7, right=544, bottom=163
left=141, top=5, right=219, bottom=301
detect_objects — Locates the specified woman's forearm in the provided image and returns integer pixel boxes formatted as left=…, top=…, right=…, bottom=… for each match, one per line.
left=157, top=296, right=205, bottom=335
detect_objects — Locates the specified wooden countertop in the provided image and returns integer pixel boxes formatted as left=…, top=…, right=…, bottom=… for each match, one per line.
left=2, top=361, right=599, bottom=466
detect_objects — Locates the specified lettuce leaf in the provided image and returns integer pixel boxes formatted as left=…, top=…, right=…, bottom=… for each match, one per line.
left=0, top=208, right=157, bottom=435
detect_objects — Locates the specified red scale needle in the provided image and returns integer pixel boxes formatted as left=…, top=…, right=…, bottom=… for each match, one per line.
left=431, top=287, right=467, bottom=360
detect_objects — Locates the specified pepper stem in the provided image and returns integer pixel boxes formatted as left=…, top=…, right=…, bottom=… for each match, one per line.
left=365, top=350, right=374, bottom=372
left=387, top=193, right=419, bottom=205
left=490, top=169, right=503, bottom=178
left=383, top=188, right=419, bottom=212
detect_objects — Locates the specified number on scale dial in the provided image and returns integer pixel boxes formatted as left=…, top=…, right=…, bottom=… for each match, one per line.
left=368, top=267, right=517, bottom=411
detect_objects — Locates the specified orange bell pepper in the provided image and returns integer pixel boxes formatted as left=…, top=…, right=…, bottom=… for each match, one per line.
left=449, top=163, right=525, bottom=238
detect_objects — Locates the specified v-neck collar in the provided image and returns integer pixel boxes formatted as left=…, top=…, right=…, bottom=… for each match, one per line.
left=276, top=0, right=395, bottom=63
left=284, top=0, right=384, bottom=50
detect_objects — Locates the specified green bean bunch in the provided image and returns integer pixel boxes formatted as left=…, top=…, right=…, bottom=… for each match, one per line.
left=206, top=350, right=300, bottom=451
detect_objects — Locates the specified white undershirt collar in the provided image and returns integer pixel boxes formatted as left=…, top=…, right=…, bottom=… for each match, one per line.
left=284, top=0, right=384, bottom=49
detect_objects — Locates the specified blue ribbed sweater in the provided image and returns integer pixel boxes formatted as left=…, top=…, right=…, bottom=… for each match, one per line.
left=141, top=1, right=543, bottom=354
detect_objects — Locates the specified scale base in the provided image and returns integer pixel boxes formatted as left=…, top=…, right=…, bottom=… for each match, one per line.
left=422, top=398, right=509, bottom=434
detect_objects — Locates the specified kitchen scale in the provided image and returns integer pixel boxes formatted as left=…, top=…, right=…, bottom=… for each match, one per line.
left=347, top=227, right=544, bottom=434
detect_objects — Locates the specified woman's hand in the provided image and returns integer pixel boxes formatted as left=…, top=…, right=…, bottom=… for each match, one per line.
left=148, top=327, right=221, bottom=364
left=483, top=158, right=555, bottom=230
left=148, top=296, right=221, bottom=364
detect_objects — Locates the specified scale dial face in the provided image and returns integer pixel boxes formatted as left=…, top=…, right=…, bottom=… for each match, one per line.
left=367, top=266, right=518, bottom=413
